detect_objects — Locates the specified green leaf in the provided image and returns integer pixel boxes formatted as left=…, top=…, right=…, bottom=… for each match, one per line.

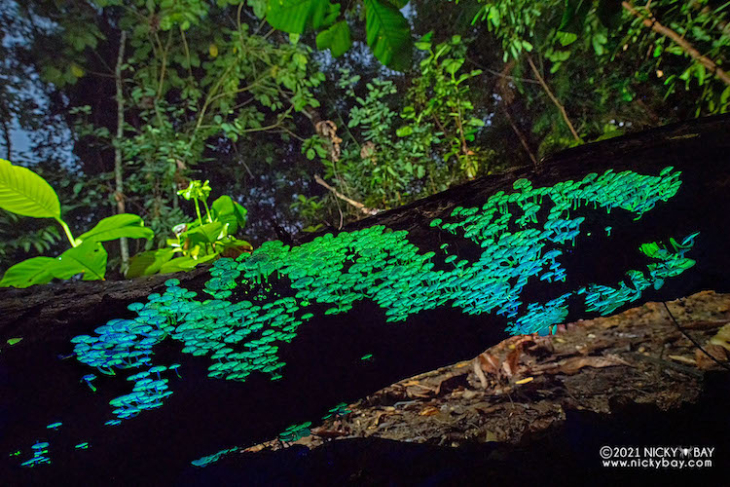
left=0, top=257, right=57, bottom=288
left=267, top=0, right=334, bottom=34
left=720, top=86, right=730, bottom=105
left=183, top=222, right=225, bottom=245
left=248, top=0, right=268, bottom=18
left=159, top=254, right=217, bottom=274
left=558, top=0, right=591, bottom=35
left=126, top=248, right=177, bottom=278
left=54, top=241, right=108, bottom=281
left=316, top=21, right=352, bottom=57
left=7, top=337, right=22, bottom=346
left=556, top=31, right=578, bottom=46
left=177, top=180, right=211, bottom=202
left=212, top=196, right=248, bottom=233
left=384, top=0, right=409, bottom=8
left=443, top=58, right=464, bottom=75
left=364, top=0, right=413, bottom=71
left=76, top=214, right=154, bottom=244
left=396, top=125, right=413, bottom=137
left=0, top=159, right=61, bottom=219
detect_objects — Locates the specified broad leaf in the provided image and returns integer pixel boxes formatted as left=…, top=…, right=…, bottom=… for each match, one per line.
left=248, top=0, right=268, bottom=18
left=159, top=254, right=217, bottom=274
left=267, top=0, right=335, bottom=34
left=443, top=58, right=465, bottom=75
left=211, top=196, right=248, bottom=234
left=126, top=248, right=177, bottom=278
left=316, top=21, right=352, bottom=57
left=0, top=158, right=61, bottom=219
left=0, top=257, right=57, bottom=288
left=385, top=0, right=409, bottom=7
left=77, top=214, right=154, bottom=244
left=364, top=0, right=413, bottom=71
left=182, top=221, right=225, bottom=246
left=54, top=240, right=108, bottom=281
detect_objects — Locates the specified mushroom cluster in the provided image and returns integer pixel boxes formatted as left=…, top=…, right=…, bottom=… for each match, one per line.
left=431, top=166, right=689, bottom=334
left=66, top=167, right=695, bottom=425
left=190, top=446, right=239, bottom=467
left=579, top=232, right=699, bottom=315
left=278, top=422, right=312, bottom=444
left=20, top=441, right=50, bottom=468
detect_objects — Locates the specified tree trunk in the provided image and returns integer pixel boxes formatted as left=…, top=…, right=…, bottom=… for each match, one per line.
left=114, top=31, right=129, bottom=273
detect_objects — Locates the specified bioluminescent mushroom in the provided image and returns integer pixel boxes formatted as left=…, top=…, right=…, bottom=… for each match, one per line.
left=323, top=402, right=352, bottom=420
left=46, top=422, right=62, bottom=430
left=74, top=442, right=90, bottom=450
left=279, top=422, right=312, bottom=444
left=64, top=167, right=695, bottom=424
left=149, top=365, right=167, bottom=379
left=19, top=440, right=52, bottom=468
left=81, top=374, right=97, bottom=392
left=191, top=446, right=239, bottom=468
left=169, top=363, right=182, bottom=378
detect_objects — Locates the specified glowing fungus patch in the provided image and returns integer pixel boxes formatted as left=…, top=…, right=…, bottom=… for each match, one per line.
left=190, top=446, right=238, bottom=467
left=279, top=422, right=312, bottom=443
left=21, top=441, right=51, bottom=468
left=67, top=167, right=695, bottom=423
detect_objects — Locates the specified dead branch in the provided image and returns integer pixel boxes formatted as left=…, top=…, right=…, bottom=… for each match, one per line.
left=314, top=174, right=379, bottom=216
left=623, top=1, right=730, bottom=86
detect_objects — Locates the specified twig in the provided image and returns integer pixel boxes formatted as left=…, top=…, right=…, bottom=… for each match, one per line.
left=501, top=105, right=538, bottom=167
left=313, top=175, right=379, bottom=216
left=525, top=55, right=581, bottom=142
left=662, top=301, right=730, bottom=371
left=466, top=56, right=540, bottom=84
left=627, top=351, right=704, bottom=378
left=623, top=1, right=730, bottom=86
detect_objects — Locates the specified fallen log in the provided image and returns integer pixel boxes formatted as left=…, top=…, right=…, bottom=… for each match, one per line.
left=1, top=114, right=729, bottom=484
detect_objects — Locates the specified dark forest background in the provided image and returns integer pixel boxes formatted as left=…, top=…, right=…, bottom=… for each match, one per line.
left=1, top=0, right=727, bottom=280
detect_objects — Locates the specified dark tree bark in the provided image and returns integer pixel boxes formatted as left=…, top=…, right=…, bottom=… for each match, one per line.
left=1, top=115, right=730, bottom=485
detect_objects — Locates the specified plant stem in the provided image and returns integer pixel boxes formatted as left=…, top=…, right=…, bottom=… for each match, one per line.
left=55, top=217, right=77, bottom=248
left=194, top=198, right=203, bottom=225
left=202, top=198, right=212, bottom=223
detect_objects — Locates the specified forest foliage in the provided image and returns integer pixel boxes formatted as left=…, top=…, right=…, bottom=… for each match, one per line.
left=0, top=0, right=727, bottom=286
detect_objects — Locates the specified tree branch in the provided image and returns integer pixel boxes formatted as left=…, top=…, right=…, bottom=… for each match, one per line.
left=314, top=175, right=379, bottom=216
left=525, top=55, right=581, bottom=142
left=501, top=105, right=538, bottom=167
left=622, top=1, right=730, bottom=87
left=0, top=98, right=11, bottom=160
